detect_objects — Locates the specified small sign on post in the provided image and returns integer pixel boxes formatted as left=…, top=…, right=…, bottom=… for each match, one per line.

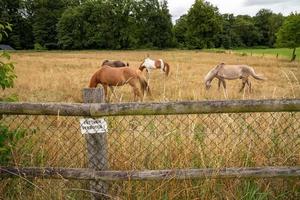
left=80, top=118, right=108, bottom=134
left=82, top=87, right=109, bottom=200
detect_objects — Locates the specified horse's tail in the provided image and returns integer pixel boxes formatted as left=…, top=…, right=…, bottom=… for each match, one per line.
left=164, top=63, right=170, bottom=76
left=249, top=67, right=266, bottom=80
left=89, top=72, right=99, bottom=88
left=137, top=74, right=151, bottom=97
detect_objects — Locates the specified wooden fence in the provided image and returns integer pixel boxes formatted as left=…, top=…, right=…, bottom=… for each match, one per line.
left=0, top=88, right=300, bottom=199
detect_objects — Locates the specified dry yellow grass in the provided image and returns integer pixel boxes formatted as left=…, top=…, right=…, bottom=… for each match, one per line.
left=3, top=50, right=300, bottom=102
left=1, top=50, right=300, bottom=200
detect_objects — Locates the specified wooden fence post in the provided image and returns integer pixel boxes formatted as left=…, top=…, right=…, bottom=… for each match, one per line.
left=82, top=88, right=109, bottom=200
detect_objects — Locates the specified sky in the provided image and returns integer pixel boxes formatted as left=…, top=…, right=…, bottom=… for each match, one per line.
left=168, top=0, right=300, bottom=22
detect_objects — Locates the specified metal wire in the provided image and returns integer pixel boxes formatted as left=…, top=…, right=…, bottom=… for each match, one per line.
left=0, top=112, right=299, bottom=170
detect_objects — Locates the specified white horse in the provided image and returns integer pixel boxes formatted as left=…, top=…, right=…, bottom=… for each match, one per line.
left=204, top=63, right=265, bottom=93
left=139, top=58, right=170, bottom=76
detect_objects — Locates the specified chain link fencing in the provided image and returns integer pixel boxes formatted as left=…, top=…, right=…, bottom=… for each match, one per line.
left=0, top=111, right=299, bottom=199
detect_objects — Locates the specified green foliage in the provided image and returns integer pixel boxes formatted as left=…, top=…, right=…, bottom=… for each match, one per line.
left=0, top=0, right=34, bottom=49
left=173, top=15, right=188, bottom=47
left=0, top=22, right=17, bottom=90
left=0, top=52, right=17, bottom=90
left=34, top=42, right=47, bottom=50
left=254, top=9, right=284, bottom=47
left=184, top=0, right=222, bottom=49
left=276, top=13, right=300, bottom=49
left=276, top=13, right=300, bottom=60
left=0, top=0, right=298, bottom=50
left=57, top=0, right=174, bottom=49
left=0, top=123, right=26, bottom=165
left=0, top=22, right=12, bottom=42
left=239, top=180, right=268, bottom=200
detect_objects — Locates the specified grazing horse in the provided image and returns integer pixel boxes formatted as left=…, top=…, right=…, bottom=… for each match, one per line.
left=102, top=60, right=129, bottom=67
left=89, top=65, right=151, bottom=102
left=204, top=63, right=265, bottom=93
left=139, top=58, right=170, bottom=76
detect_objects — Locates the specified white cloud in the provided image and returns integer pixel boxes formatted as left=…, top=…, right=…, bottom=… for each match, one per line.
left=167, top=0, right=300, bottom=23
left=244, top=0, right=299, bottom=6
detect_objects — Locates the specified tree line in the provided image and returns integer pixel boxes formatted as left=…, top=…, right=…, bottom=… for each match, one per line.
left=1, top=0, right=299, bottom=51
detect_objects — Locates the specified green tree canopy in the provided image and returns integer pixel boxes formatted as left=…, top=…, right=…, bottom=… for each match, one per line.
left=276, top=13, right=300, bottom=61
left=184, top=0, right=222, bottom=49
left=254, top=9, right=284, bottom=47
left=57, top=0, right=173, bottom=49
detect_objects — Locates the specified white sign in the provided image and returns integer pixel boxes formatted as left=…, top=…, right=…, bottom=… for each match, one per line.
left=80, top=118, right=108, bottom=134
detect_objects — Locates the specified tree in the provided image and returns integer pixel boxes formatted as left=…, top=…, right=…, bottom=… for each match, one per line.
left=133, top=0, right=174, bottom=48
left=0, top=22, right=17, bottom=90
left=0, top=0, right=34, bottom=49
left=276, top=13, right=300, bottom=61
left=217, top=14, right=242, bottom=49
left=184, top=0, right=222, bottom=49
left=58, top=0, right=135, bottom=49
left=58, top=0, right=174, bottom=49
left=174, top=14, right=188, bottom=47
left=254, top=9, right=284, bottom=47
left=232, top=15, right=261, bottom=47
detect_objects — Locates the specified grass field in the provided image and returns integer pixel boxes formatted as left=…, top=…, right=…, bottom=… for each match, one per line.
left=232, top=48, right=300, bottom=61
left=2, top=49, right=300, bottom=102
left=1, top=50, right=300, bottom=199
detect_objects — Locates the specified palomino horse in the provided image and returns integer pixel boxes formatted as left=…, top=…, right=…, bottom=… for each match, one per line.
left=89, top=65, right=151, bottom=102
left=102, top=60, right=129, bottom=67
left=204, top=63, right=265, bottom=93
left=139, top=58, right=170, bottom=76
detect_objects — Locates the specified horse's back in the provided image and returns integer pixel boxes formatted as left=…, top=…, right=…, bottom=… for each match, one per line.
left=99, top=65, right=138, bottom=85
left=102, top=60, right=127, bottom=67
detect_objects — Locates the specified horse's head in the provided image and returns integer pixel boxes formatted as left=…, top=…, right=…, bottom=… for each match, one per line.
left=204, top=65, right=220, bottom=90
left=139, top=58, right=149, bottom=71
left=205, top=80, right=212, bottom=90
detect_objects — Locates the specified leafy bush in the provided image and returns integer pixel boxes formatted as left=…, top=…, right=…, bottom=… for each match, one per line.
left=0, top=52, right=17, bottom=90
left=0, top=22, right=17, bottom=90
left=34, top=43, right=47, bottom=50
left=0, top=123, right=26, bottom=165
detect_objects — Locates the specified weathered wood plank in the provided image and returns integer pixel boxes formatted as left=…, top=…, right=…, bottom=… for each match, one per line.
left=82, top=88, right=109, bottom=200
left=1, top=167, right=300, bottom=180
left=0, top=99, right=299, bottom=117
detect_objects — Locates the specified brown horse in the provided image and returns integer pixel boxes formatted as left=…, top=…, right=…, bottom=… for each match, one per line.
left=139, top=58, right=170, bottom=76
left=89, top=65, right=151, bottom=102
left=102, top=60, right=129, bottom=67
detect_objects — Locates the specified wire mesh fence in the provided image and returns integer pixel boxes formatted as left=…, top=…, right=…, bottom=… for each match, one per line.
left=1, top=103, right=300, bottom=199
left=1, top=112, right=299, bottom=170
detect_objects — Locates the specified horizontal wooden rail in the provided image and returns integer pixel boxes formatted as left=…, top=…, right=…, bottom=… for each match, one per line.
left=0, top=99, right=299, bottom=117
left=1, top=167, right=299, bottom=181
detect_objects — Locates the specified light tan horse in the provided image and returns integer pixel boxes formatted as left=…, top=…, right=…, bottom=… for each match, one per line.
left=89, top=65, right=151, bottom=102
left=204, top=63, right=265, bottom=93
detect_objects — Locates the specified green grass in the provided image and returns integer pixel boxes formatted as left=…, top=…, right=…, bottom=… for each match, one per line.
left=204, top=47, right=300, bottom=61
left=233, top=48, right=300, bottom=61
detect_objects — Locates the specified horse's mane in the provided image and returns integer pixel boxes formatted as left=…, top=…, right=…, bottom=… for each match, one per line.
left=204, top=63, right=224, bottom=82
left=204, top=66, right=217, bottom=82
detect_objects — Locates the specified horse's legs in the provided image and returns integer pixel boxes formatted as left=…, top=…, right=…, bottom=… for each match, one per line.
left=109, top=86, right=118, bottom=100
left=129, top=81, right=142, bottom=102
left=221, top=79, right=226, bottom=90
left=102, top=84, right=109, bottom=102
left=239, top=78, right=247, bottom=92
left=221, top=79, right=228, bottom=98
left=246, top=80, right=252, bottom=93
left=218, top=79, right=221, bottom=91
left=133, top=86, right=142, bottom=101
